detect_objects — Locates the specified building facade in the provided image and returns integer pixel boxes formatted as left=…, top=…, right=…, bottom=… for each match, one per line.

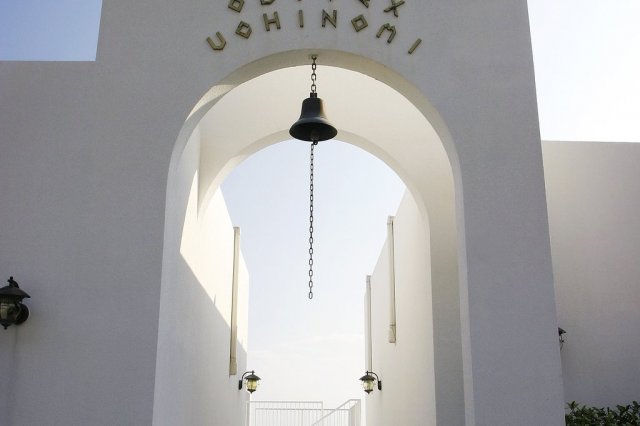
left=0, top=1, right=587, bottom=424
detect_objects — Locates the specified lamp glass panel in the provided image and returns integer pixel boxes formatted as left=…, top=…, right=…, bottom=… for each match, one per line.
left=246, top=378, right=259, bottom=392
left=0, top=300, right=15, bottom=321
left=362, top=379, right=375, bottom=392
left=0, top=300, right=19, bottom=327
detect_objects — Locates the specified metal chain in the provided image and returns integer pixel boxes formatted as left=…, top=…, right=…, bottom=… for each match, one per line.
left=308, top=141, right=318, bottom=299
left=310, top=55, right=317, bottom=94
left=307, top=55, right=319, bottom=299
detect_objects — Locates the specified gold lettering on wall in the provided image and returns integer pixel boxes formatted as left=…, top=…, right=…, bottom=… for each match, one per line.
left=408, top=38, right=422, bottom=54
left=263, top=11, right=281, bottom=31
left=236, top=21, right=252, bottom=38
left=228, top=0, right=244, bottom=13
left=376, top=23, right=396, bottom=43
left=207, top=32, right=227, bottom=50
left=384, top=0, right=405, bottom=17
left=351, top=15, right=368, bottom=32
left=208, top=1, right=422, bottom=56
left=322, top=9, right=337, bottom=28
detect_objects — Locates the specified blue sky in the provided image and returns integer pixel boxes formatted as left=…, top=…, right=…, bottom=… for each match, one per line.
left=2, top=0, right=638, bottom=408
left=0, top=0, right=102, bottom=60
left=528, top=0, right=640, bottom=142
left=222, top=140, right=406, bottom=405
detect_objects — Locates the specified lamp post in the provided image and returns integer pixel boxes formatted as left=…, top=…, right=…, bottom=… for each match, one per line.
left=0, top=277, right=30, bottom=329
left=289, top=54, right=337, bottom=300
left=239, top=370, right=261, bottom=394
left=359, top=371, right=382, bottom=394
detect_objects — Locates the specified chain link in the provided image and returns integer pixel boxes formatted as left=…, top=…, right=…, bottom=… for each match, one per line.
left=310, top=55, right=317, bottom=94
left=308, top=141, right=318, bottom=299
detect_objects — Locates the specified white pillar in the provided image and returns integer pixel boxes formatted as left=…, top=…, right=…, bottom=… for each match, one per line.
left=387, top=216, right=397, bottom=343
left=453, top=127, right=565, bottom=426
left=365, top=275, right=373, bottom=371
left=229, top=227, right=241, bottom=376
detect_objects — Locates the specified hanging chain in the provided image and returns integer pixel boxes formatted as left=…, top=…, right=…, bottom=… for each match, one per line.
left=310, top=55, right=317, bottom=94
left=307, top=54, right=319, bottom=300
left=308, top=141, right=318, bottom=299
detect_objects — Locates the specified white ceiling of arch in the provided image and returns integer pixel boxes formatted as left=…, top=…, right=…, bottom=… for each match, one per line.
left=195, top=65, right=454, bottom=217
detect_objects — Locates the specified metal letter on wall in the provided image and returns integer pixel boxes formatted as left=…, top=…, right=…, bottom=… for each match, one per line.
left=229, top=227, right=241, bottom=375
left=322, top=9, right=338, bottom=28
left=235, top=21, right=252, bottom=39
left=351, top=15, right=368, bottom=32
left=376, top=23, right=396, bottom=43
left=358, top=0, right=370, bottom=7
left=260, top=0, right=276, bottom=4
left=387, top=216, right=397, bottom=343
left=408, top=38, right=422, bottom=54
left=263, top=11, right=281, bottom=31
left=207, top=32, right=227, bottom=51
left=384, top=0, right=405, bottom=17
left=228, top=0, right=244, bottom=13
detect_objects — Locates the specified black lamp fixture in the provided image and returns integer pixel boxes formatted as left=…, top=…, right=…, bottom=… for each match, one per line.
left=558, top=327, right=566, bottom=349
left=289, top=54, right=337, bottom=300
left=0, top=277, right=30, bottom=330
left=239, top=370, right=261, bottom=394
left=359, top=370, right=382, bottom=394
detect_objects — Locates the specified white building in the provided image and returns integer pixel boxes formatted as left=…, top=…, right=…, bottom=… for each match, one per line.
left=366, top=142, right=640, bottom=426
left=1, top=1, right=637, bottom=425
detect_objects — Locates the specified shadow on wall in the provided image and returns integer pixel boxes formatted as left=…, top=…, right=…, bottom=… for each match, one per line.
left=154, top=259, right=249, bottom=426
left=155, top=123, right=250, bottom=425
left=366, top=191, right=439, bottom=426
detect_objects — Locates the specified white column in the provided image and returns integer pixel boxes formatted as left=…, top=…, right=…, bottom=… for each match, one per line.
left=387, top=216, right=397, bottom=343
left=365, top=275, right=372, bottom=371
left=229, top=227, right=240, bottom=376
left=454, top=136, right=565, bottom=425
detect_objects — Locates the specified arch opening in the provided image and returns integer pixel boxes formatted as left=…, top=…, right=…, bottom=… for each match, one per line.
left=221, top=138, right=407, bottom=409
left=156, top=52, right=464, bottom=426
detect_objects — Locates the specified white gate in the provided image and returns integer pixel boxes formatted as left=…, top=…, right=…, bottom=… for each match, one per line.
left=247, top=400, right=361, bottom=426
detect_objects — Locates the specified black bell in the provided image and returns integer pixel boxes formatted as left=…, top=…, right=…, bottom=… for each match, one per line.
left=289, top=93, right=337, bottom=142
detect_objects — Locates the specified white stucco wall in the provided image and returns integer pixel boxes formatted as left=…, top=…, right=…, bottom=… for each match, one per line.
left=366, top=191, right=438, bottom=426
left=0, top=0, right=565, bottom=424
left=154, top=127, right=250, bottom=425
left=367, top=142, right=640, bottom=423
left=543, top=142, right=640, bottom=407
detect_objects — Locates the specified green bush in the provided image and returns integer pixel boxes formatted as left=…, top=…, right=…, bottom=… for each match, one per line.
left=565, top=401, right=640, bottom=425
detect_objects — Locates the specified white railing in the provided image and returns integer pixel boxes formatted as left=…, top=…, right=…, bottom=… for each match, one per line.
left=311, top=399, right=361, bottom=426
left=247, top=400, right=361, bottom=426
left=247, top=401, right=324, bottom=426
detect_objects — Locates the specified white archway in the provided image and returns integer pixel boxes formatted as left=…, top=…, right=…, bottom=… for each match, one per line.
left=0, top=1, right=566, bottom=423
left=158, top=53, right=463, bottom=425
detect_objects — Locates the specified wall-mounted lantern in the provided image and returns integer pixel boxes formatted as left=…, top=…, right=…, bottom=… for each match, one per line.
left=359, top=371, right=382, bottom=394
left=0, top=277, right=30, bottom=329
left=239, top=370, right=261, bottom=394
left=558, top=327, right=566, bottom=349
